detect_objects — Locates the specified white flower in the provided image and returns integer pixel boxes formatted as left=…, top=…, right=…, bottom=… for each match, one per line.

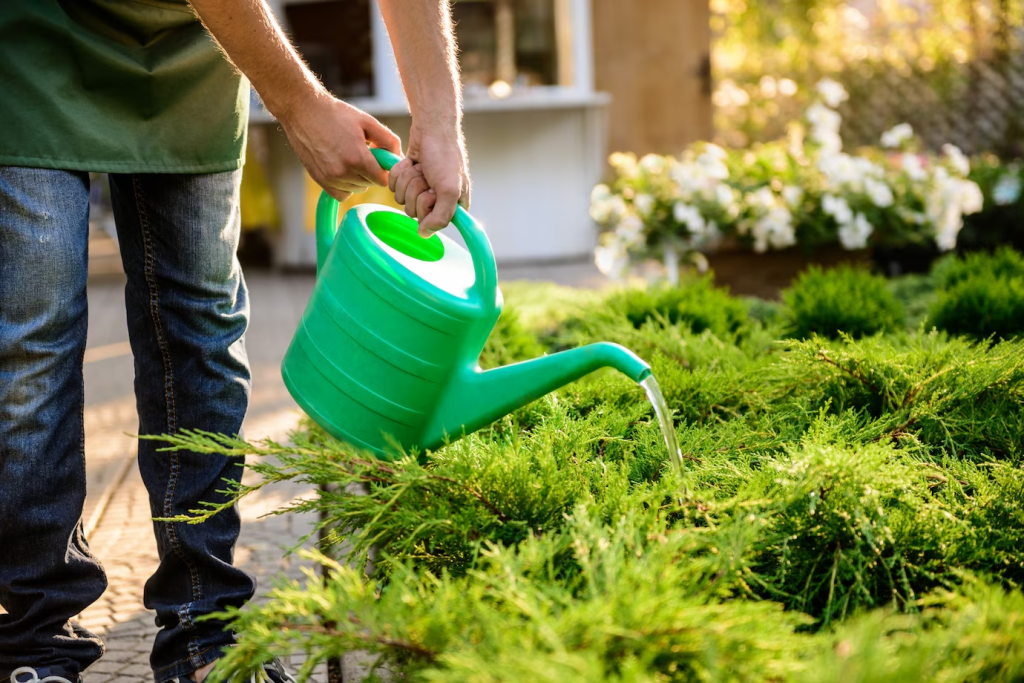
left=813, top=129, right=843, bottom=154
left=589, top=186, right=628, bottom=225
left=714, top=183, right=736, bottom=208
left=926, top=171, right=969, bottom=251
left=839, top=213, right=873, bottom=250
left=748, top=186, right=778, bottom=210
left=822, top=194, right=854, bottom=225
left=901, top=153, right=928, bottom=182
left=670, top=161, right=701, bottom=197
left=864, top=177, right=895, bottom=208
left=701, top=143, right=728, bottom=160
left=673, top=202, right=706, bottom=234
left=942, top=144, right=971, bottom=177
left=696, top=151, right=729, bottom=180
left=959, top=179, right=984, bottom=214
left=816, top=78, right=849, bottom=108
left=634, top=193, right=655, bottom=217
left=751, top=207, right=795, bottom=252
left=818, top=152, right=853, bottom=187
left=617, top=212, right=645, bottom=243
left=807, top=102, right=842, bottom=136
left=993, top=172, right=1022, bottom=206
left=934, top=213, right=961, bottom=252
left=591, top=183, right=612, bottom=203
left=880, top=123, right=914, bottom=149
left=594, top=235, right=630, bottom=279
left=639, top=153, right=667, bottom=175
left=783, top=185, right=804, bottom=208
left=609, top=152, right=639, bottom=179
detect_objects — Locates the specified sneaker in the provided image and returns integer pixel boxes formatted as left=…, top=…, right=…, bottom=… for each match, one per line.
left=8, top=667, right=81, bottom=683
left=171, top=658, right=297, bottom=683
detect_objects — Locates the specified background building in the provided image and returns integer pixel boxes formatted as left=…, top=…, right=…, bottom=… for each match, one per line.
left=247, top=0, right=713, bottom=267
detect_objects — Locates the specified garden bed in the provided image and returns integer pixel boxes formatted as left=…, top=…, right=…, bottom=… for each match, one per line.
left=162, top=250, right=1024, bottom=683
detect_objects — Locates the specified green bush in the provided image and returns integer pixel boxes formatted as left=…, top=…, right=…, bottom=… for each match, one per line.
left=932, top=247, right=1024, bottom=288
left=149, top=280, right=1024, bottom=683
left=927, top=248, right=1024, bottom=341
left=604, top=277, right=749, bottom=338
left=928, top=275, right=1024, bottom=341
left=782, top=265, right=904, bottom=339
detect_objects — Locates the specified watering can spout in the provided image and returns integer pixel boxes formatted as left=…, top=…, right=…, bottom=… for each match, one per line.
left=423, top=342, right=651, bottom=448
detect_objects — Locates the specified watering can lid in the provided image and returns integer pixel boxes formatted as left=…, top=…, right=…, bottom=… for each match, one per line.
left=355, top=204, right=477, bottom=300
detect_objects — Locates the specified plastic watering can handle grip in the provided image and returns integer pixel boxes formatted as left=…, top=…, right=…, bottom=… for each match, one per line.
left=314, top=147, right=498, bottom=310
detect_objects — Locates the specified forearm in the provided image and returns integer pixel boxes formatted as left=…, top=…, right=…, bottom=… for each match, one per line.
left=187, top=0, right=326, bottom=119
left=377, top=0, right=462, bottom=136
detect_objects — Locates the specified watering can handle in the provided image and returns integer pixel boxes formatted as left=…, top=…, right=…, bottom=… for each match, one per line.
left=315, top=147, right=498, bottom=311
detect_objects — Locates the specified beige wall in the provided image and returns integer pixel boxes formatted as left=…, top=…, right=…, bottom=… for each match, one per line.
left=592, top=0, right=712, bottom=156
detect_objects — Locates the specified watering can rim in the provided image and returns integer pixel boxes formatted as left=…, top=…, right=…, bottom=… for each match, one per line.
left=315, top=147, right=499, bottom=317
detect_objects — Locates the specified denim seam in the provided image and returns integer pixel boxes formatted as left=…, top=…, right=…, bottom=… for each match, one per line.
left=152, top=642, right=225, bottom=681
left=132, top=175, right=205, bottom=659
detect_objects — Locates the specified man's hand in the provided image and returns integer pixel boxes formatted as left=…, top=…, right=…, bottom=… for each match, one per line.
left=377, top=0, right=469, bottom=238
left=187, top=0, right=470, bottom=233
left=185, top=0, right=401, bottom=202
left=277, top=93, right=401, bottom=203
left=388, top=125, right=470, bottom=237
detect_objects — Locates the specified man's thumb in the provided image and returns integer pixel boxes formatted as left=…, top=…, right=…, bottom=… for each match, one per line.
left=363, top=116, right=402, bottom=155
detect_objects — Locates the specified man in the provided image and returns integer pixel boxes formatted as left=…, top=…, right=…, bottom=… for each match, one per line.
left=0, top=0, right=469, bottom=681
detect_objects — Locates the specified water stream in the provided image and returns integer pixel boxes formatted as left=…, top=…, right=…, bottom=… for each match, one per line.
left=640, top=375, right=685, bottom=477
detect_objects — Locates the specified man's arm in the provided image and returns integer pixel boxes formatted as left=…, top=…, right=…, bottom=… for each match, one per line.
left=187, top=0, right=469, bottom=233
left=187, top=0, right=402, bottom=203
left=378, top=0, right=471, bottom=234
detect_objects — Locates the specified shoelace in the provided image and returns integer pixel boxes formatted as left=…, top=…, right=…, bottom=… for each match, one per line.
left=10, top=668, right=74, bottom=683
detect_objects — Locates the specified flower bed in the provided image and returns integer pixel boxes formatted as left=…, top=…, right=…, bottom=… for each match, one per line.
left=160, top=251, right=1024, bottom=682
left=590, top=79, right=1024, bottom=283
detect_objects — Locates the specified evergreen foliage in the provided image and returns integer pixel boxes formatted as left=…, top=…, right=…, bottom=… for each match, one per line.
left=928, top=248, right=1024, bottom=340
left=601, top=278, right=749, bottom=338
left=932, top=247, right=1024, bottom=289
left=151, top=265, right=1024, bottom=682
left=781, top=265, right=904, bottom=339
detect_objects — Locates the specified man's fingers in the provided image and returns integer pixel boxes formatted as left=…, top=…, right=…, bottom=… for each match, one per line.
left=326, top=188, right=354, bottom=203
left=361, top=117, right=401, bottom=187
left=421, top=181, right=459, bottom=233
left=328, top=179, right=369, bottom=195
left=415, top=189, right=437, bottom=227
left=404, top=176, right=430, bottom=219
left=389, top=157, right=414, bottom=193
left=356, top=145, right=389, bottom=187
left=393, top=166, right=424, bottom=206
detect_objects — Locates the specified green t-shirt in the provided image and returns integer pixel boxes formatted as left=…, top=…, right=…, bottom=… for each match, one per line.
left=0, top=0, right=248, bottom=173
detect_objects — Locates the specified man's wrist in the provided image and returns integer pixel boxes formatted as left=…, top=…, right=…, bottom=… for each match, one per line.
left=261, top=75, right=330, bottom=122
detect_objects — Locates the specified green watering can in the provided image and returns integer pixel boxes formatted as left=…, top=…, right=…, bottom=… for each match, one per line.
left=281, top=147, right=652, bottom=460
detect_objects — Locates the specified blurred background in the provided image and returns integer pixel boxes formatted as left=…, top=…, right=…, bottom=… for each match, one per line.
left=86, top=0, right=1024, bottom=292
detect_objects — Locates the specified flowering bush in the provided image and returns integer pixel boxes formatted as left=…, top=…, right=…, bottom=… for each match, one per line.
left=592, top=79, right=990, bottom=280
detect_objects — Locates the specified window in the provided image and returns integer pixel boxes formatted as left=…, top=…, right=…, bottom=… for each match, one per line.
left=283, top=0, right=374, bottom=99
left=453, top=0, right=562, bottom=95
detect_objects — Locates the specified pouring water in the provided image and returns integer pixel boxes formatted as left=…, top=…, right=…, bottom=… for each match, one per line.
left=640, top=376, right=685, bottom=476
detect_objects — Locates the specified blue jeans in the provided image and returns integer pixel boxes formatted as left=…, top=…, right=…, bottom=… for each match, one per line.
left=0, top=167, right=255, bottom=682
